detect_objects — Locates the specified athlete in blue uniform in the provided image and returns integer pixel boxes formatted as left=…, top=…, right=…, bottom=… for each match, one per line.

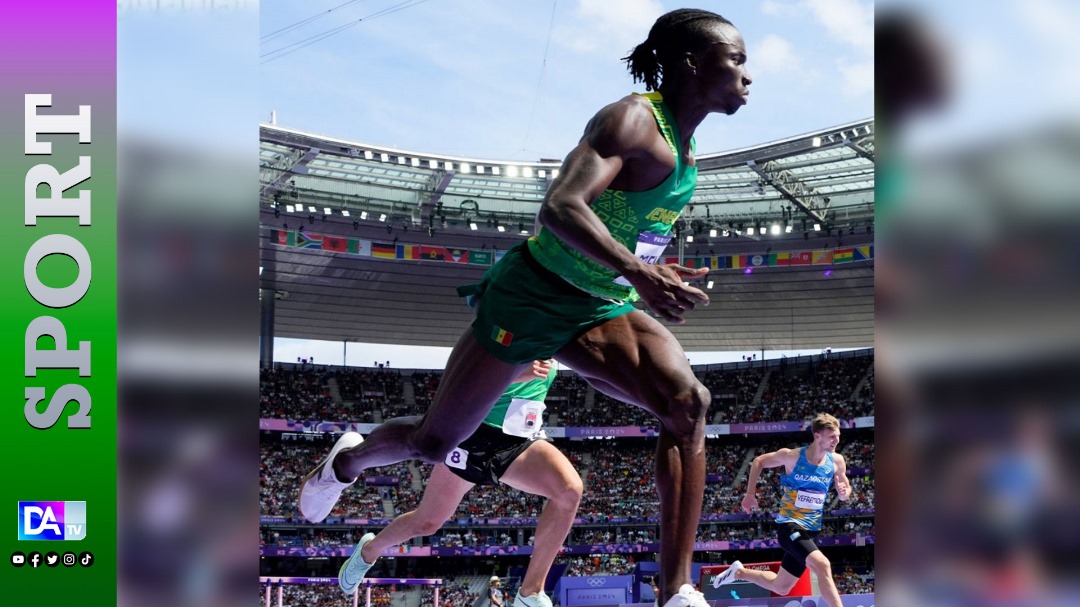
left=713, top=414, right=853, bottom=607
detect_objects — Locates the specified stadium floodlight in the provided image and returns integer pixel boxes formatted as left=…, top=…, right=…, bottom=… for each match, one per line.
left=492, top=167, right=501, bottom=175
left=707, top=280, right=714, bottom=289
left=323, top=207, right=332, bottom=215
left=429, top=160, right=438, bottom=169
left=359, top=211, right=368, bottom=220
left=506, top=166, right=519, bottom=178
left=341, top=210, right=350, bottom=217
left=722, top=229, right=730, bottom=237
left=411, top=157, right=420, bottom=167
left=709, top=228, right=717, bottom=237
left=469, top=222, right=478, bottom=231
left=770, top=224, right=780, bottom=235
left=397, top=156, right=406, bottom=165
left=538, top=170, right=546, bottom=178
left=381, top=153, right=389, bottom=162
left=379, top=213, right=387, bottom=222
left=552, top=169, right=559, bottom=178
left=522, top=167, right=534, bottom=178
left=497, top=225, right=506, bottom=232
left=686, top=234, right=694, bottom=242
left=444, top=161, right=453, bottom=171
left=812, top=136, right=821, bottom=147
left=813, top=223, right=821, bottom=231
left=519, top=222, right=528, bottom=235
left=308, top=206, right=317, bottom=213
left=785, top=224, right=792, bottom=233
left=364, top=150, right=373, bottom=160
left=759, top=226, right=766, bottom=235
left=460, top=163, right=471, bottom=174
left=285, top=205, right=295, bottom=214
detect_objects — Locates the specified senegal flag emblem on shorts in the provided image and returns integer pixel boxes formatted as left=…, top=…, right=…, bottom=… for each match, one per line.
left=492, top=326, right=513, bottom=346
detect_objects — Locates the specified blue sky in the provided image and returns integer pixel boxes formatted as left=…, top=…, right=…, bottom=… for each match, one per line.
left=259, top=0, right=874, bottom=160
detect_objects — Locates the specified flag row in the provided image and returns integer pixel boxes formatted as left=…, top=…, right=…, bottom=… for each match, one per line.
left=269, top=230, right=873, bottom=270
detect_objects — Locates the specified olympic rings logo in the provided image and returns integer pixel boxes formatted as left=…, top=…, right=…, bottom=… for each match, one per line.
left=586, top=578, right=606, bottom=587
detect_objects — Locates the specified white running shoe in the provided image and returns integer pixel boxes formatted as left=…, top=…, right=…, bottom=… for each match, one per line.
left=298, top=432, right=363, bottom=523
left=339, top=532, right=377, bottom=595
left=662, top=584, right=709, bottom=607
left=513, top=590, right=553, bottom=607
left=711, top=561, right=744, bottom=588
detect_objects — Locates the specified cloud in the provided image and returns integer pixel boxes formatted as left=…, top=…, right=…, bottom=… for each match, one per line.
left=839, top=60, right=874, bottom=97
left=555, top=0, right=664, bottom=55
left=752, top=34, right=801, bottom=75
left=801, top=0, right=874, bottom=56
left=760, top=0, right=798, bottom=17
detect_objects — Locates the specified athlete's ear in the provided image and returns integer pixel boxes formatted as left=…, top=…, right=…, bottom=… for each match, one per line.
left=681, top=51, right=698, bottom=76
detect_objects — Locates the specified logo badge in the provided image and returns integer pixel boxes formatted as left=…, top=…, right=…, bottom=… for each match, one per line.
left=17, top=501, right=86, bottom=541
left=29, top=552, right=42, bottom=568
left=62, top=552, right=76, bottom=567
left=45, top=552, right=59, bottom=567
left=11, top=552, right=25, bottom=567
left=79, top=552, right=94, bottom=567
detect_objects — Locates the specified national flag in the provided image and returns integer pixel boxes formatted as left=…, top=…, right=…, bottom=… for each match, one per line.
left=420, top=245, right=447, bottom=261
left=270, top=229, right=294, bottom=247
left=372, top=242, right=396, bottom=259
left=748, top=253, right=767, bottom=267
left=812, top=250, right=834, bottom=265
left=491, top=326, right=513, bottom=347
left=708, top=257, right=720, bottom=270
left=494, top=250, right=506, bottom=263
left=789, top=251, right=812, bottom=266
left=469, top=250, right=493, bottom=265
left=322, top=235, right=348, bottom=252
left=297, top=232, right=322, bottom=249
left=347, top=239, right=367, bottom=255
left=683, top=257, right=700, bottom=269
left=396, top=244, right=420, bottom=260
left=834, top=248, right=854, bottom=263
left=447, top=248, right=469, bottom=263
left=663, top=256, right=680, bottom=265
left=730, top=255, right=745, bottom=269
left=854, top=245, right=872, bottom=261
left=771, top=252, right=791, bottom=266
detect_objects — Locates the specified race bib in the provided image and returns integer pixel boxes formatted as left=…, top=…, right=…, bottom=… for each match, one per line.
left=614, top=232, right=673, bottom=286
left=794, top=489, right=827, bottom=510
left=501, top=398, right=546, bottom=438
left=444, top=447, right=468, bottom=470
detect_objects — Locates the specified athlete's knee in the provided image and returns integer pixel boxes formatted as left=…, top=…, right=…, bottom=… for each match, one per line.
left=556, top=473, right=584, bottom=509
left=807, top=552, right=831, bottom=576
left=413, top=516, right=443, bottom=537
left=774, top=575, right=798, bottom=594
left=409, top=431, right=456, bottom=464
left=659, top=382, right=710, bottom=438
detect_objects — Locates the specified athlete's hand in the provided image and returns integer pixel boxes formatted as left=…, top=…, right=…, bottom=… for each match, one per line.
left=626, top=264, right=710, bottom=324
left=741, top=493, right=758, bottom=514
left=513, top=359, right=553, bottom=383
left=837, top=481, right=853, bottom=502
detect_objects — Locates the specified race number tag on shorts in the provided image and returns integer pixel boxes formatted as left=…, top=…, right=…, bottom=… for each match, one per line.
left=445, top=447, right=469, bottom=470
left=794, top=489, right=827, bottom=510
left=502, top=398, right=546, bottom=438
left=614, top=232, right=673, bottom=286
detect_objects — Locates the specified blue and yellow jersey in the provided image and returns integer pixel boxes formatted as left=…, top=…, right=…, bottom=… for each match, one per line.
left=775, top=447, right=835, bottom=531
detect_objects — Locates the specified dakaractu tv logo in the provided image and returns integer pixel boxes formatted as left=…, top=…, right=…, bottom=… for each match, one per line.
left=17, top=501, right=86, bottom=541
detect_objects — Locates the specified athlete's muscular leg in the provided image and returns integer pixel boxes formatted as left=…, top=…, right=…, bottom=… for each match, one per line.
left=736, top=567, right=799, bottom=594
left=555, top=311, right=710, bottom=604
left=806, top=551, right=843, bottom=607
left=333, top=331, right=529, bottom=478
left=361, top=465, right=475, bottom=562
left=500, top=441, right=584, bottom=597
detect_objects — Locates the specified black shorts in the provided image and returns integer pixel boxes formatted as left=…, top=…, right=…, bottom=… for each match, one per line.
left=443, top=423, right=549, bottom=486
left=776, top=522, right=821, bottom=577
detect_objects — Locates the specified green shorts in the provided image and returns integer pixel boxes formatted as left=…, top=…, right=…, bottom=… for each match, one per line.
left=457, top=243, right=636, bottom=364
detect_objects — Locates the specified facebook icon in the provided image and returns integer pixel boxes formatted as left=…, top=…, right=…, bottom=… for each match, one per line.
left=18, top=502, right=86, bottom=541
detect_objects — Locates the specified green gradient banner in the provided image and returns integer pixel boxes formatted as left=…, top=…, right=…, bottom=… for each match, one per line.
left=0, top=1, right=117, bottom=604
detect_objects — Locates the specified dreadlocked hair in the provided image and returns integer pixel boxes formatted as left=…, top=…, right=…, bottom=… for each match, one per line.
left=623, top=8, right=734, bottom=91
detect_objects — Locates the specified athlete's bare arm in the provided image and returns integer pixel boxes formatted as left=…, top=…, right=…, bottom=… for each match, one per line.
left=832, top=452, right=853, bottom=502
left=741, top=448, right=799, bottom=513
left=538, top=97, right=709, bottom=324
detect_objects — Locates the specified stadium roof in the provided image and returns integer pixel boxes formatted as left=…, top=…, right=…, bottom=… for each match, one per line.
left=259, top=120, right=873, bottom=352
